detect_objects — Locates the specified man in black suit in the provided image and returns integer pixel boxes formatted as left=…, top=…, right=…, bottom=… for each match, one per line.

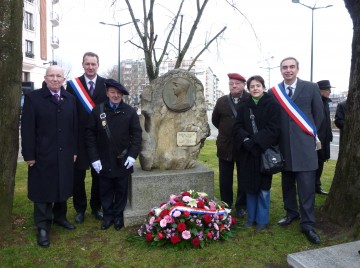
left=21, top=65, right=77, bottom=247
left=66, top=52, right=107, bottom=224
left=271, top=57, right=324, bottom=244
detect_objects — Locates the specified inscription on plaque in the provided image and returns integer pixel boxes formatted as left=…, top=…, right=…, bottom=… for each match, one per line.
left=177, top=132, right=197, bottom=146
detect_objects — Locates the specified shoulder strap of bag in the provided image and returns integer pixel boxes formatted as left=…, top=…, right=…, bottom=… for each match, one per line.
left=227, top=94, right=237, bottom=118
left=249, top=108, right=258, bottom=133
left=99, top=103, right=127, bottom=157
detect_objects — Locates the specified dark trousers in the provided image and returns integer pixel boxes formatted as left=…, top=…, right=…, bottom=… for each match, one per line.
left=315, top=160, right=325, bottom=188
left=73, top=167, right=101, bottom=214
left=99, top=174, right=129, bottom=223
left=218, top=158, right=246, bottom=209
left=34, top=201, right=67, bottom=231
left=281, top=170, right=316, bottom=231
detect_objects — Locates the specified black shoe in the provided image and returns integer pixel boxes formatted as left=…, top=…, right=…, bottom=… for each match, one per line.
left=256, top=224, right=267, bottom=232
left=54, top=220, right=76, bottom=230
left=277, top=215, right=300, bottom=226
left=302, top=229, right=321, bottom=244
left=92, top=210, right=104, bottom=220
left=236, top=208, right=247, bottom=218
left=316, top=187, right=328, bottom=195
left=101, top=220, right=113, bottom=230
left=75, top=213, right=84, bottom=224
left=114, top=219, right=124, bottom=231
left=242, top=222, right=254, bottom=228
left=37, top=228, right=50, bottom=248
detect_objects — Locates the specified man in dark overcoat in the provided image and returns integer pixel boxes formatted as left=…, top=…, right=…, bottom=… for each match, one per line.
left=270, top=57, right=324, bottom=244
left=212, top=73, right=250, bottom=217
left=66, top=52, right=107, bottom=224
left=21, top=65, right=78, bottom=247
left=86, top=79, right=142, bottom=230
left=315, top=80, right=334, bottom=195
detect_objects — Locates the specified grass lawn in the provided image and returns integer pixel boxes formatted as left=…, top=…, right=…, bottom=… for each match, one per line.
left=0, top=139, right=352, bottom=267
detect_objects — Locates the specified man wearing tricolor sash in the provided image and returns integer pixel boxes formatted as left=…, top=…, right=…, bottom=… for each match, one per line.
left=66, top=52, right=108, bottom=224
left=269, top=57, right=324, bottom=244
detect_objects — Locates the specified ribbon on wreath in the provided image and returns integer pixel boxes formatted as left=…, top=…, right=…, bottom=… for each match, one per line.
left=169, top=205, right=227, bottom=217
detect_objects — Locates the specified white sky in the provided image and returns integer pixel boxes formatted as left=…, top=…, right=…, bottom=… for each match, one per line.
left=56, top=0, right=352, bottom=94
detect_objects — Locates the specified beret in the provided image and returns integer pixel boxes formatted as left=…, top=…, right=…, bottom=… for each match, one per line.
left=104, top=79, right=129, bottom=95
left=227, top=73, right=246, bottom=82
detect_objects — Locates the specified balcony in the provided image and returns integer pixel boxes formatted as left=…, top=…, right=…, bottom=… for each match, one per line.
left=50, top=12, right=59, bottom=27
left=25, top=51, right=34, bottom=58
left=52, top=0, right=59, bottom=4
left=51, top=36, right=59, bottom=49
left=24, top=24, right=35, bottom=31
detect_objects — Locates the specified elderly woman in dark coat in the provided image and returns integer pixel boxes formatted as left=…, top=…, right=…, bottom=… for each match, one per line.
left=233, top=75, right=281, bottom=231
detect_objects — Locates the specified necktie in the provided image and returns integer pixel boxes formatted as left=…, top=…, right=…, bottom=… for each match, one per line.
left=89, top=81, right=94, bottom=96
left=54, top=93, right=60, bottom=102
left=287, top=86, right=293, bottom=98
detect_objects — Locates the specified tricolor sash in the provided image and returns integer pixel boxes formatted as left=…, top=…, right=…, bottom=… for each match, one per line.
left=169, top=205, right=227, bottom=217
left=68, top=78, right=95, bottom=113
left=272, top=83, right=317, bottom=137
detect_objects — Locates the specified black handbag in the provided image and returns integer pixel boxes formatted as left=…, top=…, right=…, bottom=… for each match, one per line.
left=249, top=108, right=284, bottom=175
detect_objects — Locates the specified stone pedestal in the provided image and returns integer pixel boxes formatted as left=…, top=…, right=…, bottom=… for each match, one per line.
left=124, top=162, right=214, bottom=227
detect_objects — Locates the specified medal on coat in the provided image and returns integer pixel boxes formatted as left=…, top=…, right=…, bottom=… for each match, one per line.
left=100, top=113, right=107, bottom=127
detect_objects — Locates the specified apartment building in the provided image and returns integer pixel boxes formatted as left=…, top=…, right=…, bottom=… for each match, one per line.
left=22, top=0, right=60, bottom=91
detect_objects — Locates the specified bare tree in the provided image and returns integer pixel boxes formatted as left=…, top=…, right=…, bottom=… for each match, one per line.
left=0, top=0, right=23, bottom=231
left=323, top=0, right=360, bottom=238
left=119, top=0, right=227, bottom=81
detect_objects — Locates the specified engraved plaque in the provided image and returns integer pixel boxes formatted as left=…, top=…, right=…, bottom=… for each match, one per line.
left=177, top=132, right=197, bottom=146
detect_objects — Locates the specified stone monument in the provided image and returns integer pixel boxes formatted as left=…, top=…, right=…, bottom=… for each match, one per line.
left=123, top=69, right=214, bottom=226
left=139, top=69, right=210, bottom=170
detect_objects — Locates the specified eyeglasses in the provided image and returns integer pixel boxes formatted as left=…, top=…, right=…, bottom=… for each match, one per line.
left=46, top=74, right=64, bottom=79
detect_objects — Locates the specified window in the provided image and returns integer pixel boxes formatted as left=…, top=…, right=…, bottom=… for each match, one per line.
left=24, top=12, right=34, bottom=31
left=25, top=40, right=34, bottom=58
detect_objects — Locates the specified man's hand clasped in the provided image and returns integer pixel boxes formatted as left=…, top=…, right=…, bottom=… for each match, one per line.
left=124, top=156, right=135, bottom=169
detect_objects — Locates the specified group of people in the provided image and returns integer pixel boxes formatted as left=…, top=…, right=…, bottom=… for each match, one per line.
left=212, top=56, right=342, bottom=244
left=21, top=52, right=142, bottom=248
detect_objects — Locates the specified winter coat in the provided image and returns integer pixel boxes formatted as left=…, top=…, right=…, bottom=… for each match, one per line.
left=21, top=84, right=78, bottom=202
left=233, top=93, right=281, bottom=192
left=66, top=75, right=107, bottom=169
left=317, top=96, right=333, bottom=161
left=86, top=100, right=142, bottom=178
left=212, top=91, right=250, bottom=161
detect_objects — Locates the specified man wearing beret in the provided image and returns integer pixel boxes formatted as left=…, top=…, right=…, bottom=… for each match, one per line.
left=86, top=79, right=142, bottom=230
left=66, top=52, right=107, bottom=224
left=315, top=80, right=334, bottom=195
left=212, top=73, right=250, bottom=218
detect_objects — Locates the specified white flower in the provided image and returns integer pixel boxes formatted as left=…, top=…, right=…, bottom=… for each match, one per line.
left=187, top=198, right=197, bottom=208
left=154, top=208, right=162, bottom=217
left=160, top=218, right=167, bottom=228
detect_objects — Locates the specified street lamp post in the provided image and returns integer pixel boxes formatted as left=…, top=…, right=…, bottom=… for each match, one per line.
left=292, top=0, right=333, bottom=82
left=100, top=19, right=139, bottom=82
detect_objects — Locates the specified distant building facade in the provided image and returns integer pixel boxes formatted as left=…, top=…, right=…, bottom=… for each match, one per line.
left=22, top=0, right=60, bottom=90
left=119, top=58, right=223, bottom=111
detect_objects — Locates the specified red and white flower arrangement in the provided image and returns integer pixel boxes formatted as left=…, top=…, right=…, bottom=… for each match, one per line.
left=138, top=190, right=235, bottom=248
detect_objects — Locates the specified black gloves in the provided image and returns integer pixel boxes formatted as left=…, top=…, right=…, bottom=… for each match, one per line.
left=243, top=139, right=254, bottom=151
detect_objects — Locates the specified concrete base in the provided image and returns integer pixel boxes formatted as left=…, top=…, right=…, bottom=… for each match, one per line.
left=287, top=240, right=360, bottom=268
left=124, top=162, right=214, bottom=227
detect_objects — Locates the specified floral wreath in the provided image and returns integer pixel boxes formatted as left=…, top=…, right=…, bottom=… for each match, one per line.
left=138, top=190, right=235, bottom=248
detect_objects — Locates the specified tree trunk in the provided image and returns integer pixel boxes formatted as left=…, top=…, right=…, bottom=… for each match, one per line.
left=323, top=0, right=360, bottom=237
left=0, top=0, right=23, bottom=231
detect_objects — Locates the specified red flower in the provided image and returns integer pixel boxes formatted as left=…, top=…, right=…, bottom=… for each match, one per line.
left=157, top=232, right=164, bottom=240
left=231, top=217, right=236, bottom=225
left=192, top=237, right=200, bottom=247
left=206, top=232, right=213, bottom=239
left=219, top=224, right=225, bottom=231
left=203, top=214, right=212, bottom=224
left=183, top=211, right=190, bottom=217
left=197, top=200, right=205, bottom=208
left=182, top=191, right=191, bottom=196
left=177, top=222, right=187, bottom=232
left=155, top=216, right=162, bottom=223
left=145, top=233, right=153, bottom=242
left=160, top=209, right=169, bottom=218
left=175, top=201, right=185, bottom=206
left=170, top=234, right=181, bottom=244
